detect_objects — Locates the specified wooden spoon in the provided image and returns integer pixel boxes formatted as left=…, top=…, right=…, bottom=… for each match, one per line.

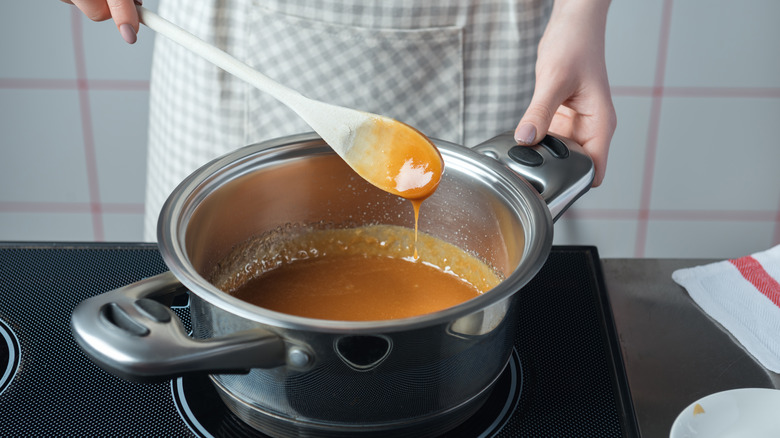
left=137, top=6, right=443, bottom=201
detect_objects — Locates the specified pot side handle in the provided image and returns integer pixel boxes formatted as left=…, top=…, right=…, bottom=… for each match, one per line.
left=70, top=271, right=286, bottom=383
left=472, top=132, right=595, bottom=222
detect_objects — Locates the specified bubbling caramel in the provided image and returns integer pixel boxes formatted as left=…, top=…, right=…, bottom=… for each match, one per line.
left=209, top=224, right=503, bottom=321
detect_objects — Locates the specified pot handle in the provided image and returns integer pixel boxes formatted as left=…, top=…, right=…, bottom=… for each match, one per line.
left=70, top=271, right=286, bottom=383
left=472, top=132, right=595, bottom=222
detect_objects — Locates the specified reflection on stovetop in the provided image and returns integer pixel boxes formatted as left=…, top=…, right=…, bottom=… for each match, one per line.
left=0, top=318, right=20, bottom=396
left=173, top=351, right=521, bottom=438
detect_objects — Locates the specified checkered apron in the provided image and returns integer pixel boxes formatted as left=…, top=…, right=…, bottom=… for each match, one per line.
left=144, top=0, right=551, bottom=241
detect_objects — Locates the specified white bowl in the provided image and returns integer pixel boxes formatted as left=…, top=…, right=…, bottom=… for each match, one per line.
left=670, top=388, right=780, bottom=438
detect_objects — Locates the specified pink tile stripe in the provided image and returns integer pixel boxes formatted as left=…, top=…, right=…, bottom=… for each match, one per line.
left=0, top=202, right=144, bottom=214
left=776, top=195, right=780, bottom=245
left=70, top=9, right=105, bottom=241
left=565, top=209, right=777, bottom=222
left=634, top=0, right=675, bottom=257
left=729, top=255, right=780, bottom=308
left=0, top=78, right=149, bottom=90
left=612, top=86, right=780, bottom=99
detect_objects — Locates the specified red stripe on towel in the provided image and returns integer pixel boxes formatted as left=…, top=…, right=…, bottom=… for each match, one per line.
left=729, top=256, right=780, bottom=308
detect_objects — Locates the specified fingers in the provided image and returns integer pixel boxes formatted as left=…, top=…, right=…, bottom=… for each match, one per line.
left=582, top=104, right=617, bottom=187
left=516, top=78, right=616, bottom=187
left=106, top=0, right=141, bottom=44
left=547, top=96, right=617, bottom=188
left=514, top=75, right=570, bottom=146
left=69, top=0, right=140, bottom=44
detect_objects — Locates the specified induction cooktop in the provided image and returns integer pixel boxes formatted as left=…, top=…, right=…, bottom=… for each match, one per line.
left=0, top=243, right=637, bottom=437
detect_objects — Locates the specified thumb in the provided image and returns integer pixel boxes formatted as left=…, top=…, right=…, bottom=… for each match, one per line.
left=514, top=86, right=567, bottom=146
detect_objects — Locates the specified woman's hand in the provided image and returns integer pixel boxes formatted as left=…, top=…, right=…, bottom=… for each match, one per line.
left=61, top=0, right=141, bottom=44
left=514, top=0, right=616, bottom=187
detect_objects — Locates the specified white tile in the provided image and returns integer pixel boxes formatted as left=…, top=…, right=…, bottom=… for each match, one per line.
left=81, top=2, right=159, bottom=81
left=0, top=212, right=94, bottom=242
left=665, top=0, right=780, bottom=88
left=572, top=96, right=652, bottom=211
left=553, top=216, right=638, bottom=258
left=644, top=219, right=776, bottom=259
left=0, top=89, right=90, bottom=203
left=650, top=97, right=780, bottom=211
left=0, top=3, right=77, bottom=80
left=102, top=213, right=146, bottom=242
left=605, top=1, right=664, bottom=87
left=89, top=90, right=150, bottom=204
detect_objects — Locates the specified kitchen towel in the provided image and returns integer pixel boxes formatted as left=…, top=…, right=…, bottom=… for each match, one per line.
left=672, top=245, right=780, bottom=373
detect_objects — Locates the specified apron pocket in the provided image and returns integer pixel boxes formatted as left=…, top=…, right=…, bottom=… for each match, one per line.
left=244, top=5, right=464, bottom=145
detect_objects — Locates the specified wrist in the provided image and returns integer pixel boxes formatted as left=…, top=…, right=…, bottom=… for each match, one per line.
left=549, top=0, right=611, bottom=29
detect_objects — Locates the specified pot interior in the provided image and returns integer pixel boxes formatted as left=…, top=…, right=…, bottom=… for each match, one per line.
left=164, top=135, right=551, bottom=324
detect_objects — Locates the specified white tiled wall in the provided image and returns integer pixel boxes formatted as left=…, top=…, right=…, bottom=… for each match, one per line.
left=1, top=1, right=778, bottom=259
left=0, top=1, right=154, bottom=242
left=555, top=0, right=780, bottom=258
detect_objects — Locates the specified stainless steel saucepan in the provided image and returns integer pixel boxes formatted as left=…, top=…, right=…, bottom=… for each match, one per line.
left=71, top=131, right=594, bottom=438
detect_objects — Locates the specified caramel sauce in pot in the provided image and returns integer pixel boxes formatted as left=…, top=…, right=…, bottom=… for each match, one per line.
left=209, top=225, right=502, bottom=321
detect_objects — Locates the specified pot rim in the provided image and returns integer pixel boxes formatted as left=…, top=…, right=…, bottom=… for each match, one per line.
left=157, top=132, right=553, bottom=334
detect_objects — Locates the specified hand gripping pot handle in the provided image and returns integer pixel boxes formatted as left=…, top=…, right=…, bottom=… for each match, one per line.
left=472, top=132, right=595, bottom=221
left=70, top=271, right=286, bottom=383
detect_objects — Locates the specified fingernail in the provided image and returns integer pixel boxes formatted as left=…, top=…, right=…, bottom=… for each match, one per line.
left=514, top=123, right=536, bottom=145
left=119, top=23, right=137, bottom=44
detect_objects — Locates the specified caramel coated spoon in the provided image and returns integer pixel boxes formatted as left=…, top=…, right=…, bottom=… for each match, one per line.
left=137, top=6, right=442, bottom=201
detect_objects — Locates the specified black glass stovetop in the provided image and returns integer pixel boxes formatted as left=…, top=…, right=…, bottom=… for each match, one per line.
left=0, top=243, right=638, bottom=437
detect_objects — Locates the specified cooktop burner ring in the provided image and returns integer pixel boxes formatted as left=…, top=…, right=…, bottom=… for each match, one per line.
left=172, top=349, right=523, bottom=438
left=0, top=318, right=20, bottom=396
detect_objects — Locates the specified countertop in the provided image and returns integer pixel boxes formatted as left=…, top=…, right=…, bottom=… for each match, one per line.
left=602, top=258, right=780, bottom=438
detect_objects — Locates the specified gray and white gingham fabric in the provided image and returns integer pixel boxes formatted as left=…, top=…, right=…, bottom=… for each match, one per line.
left=144, top=0, right=551, bottom=241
